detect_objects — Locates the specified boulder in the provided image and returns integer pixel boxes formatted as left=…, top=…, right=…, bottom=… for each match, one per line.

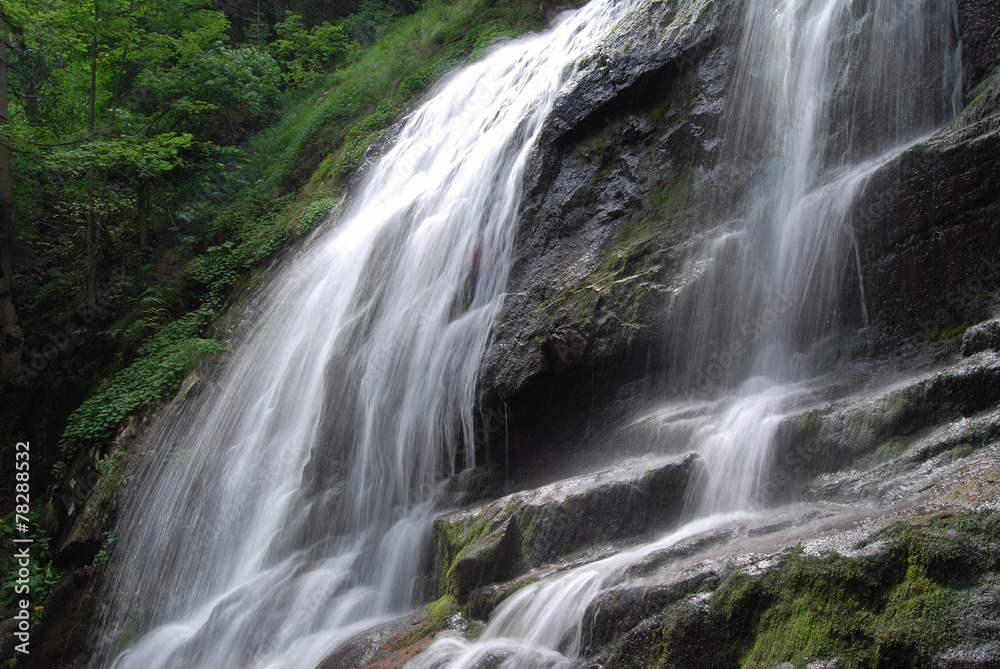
left=432, top=452, right=705, bottom=603
left=963, top=318, right=1000, bottom=356
left=480, top=0, right=740, bottom=410
left=316, top=609, right=436, bottom=669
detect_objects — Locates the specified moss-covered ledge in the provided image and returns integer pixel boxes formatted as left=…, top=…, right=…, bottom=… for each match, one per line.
left=597, top=510, right=1000, bottom=669
left=431, top=453, right=706, bottom=605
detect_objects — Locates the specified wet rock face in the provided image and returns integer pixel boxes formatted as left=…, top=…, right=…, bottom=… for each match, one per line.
left=431, top=453, right=705, bottom=604
left=540, top=0, right=728, bottom=147
left=960, top=0, right=1000, bottom=90
left=480, top=0, right=1000, bottom=456
left=479, top=0, right=740, bottom=410
left=855, top=66, right=1000, bottom=341
left=963, top=318, right=1000, bottom=356
left=770, top=349, right=1000, bottom=503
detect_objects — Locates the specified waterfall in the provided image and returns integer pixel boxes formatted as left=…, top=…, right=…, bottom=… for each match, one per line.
left=88, top=2, right=640, bottom=667
left=409, top=1, right=962, bottom=667
left=668, top=0, right=961, bottom=392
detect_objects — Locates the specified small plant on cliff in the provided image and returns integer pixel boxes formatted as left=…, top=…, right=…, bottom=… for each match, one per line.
left=92, top=531, right=118, bottom=567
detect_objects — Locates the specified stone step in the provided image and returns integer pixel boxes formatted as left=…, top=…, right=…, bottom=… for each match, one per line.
left=431, top=452, right=706, bottom=604
left=770, top=350, right=1000, bottom=500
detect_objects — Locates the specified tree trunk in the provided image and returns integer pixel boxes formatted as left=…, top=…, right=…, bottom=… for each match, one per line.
left=0, top=16, right=26, bottom=385
left=25, top=80, right=38, bottom=119
left=138, top=179, right=150, bottom=250
left=86, top=5, right=99, bottom=310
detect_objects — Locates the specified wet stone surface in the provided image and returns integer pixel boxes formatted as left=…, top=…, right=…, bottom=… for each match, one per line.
left=432, top=452, right=706, bottom=603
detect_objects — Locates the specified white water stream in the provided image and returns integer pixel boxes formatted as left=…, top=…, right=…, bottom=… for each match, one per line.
left=91, top=2, right=640, bottom=667
left=91, top=0, right=962, bottom=667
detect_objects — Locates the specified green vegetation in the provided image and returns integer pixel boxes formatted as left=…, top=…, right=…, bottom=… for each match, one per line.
left=433, top=504, right=514, bottom=600
left=0, top=0, right=570, bottom=448
left=648, top=169, right=694, bottom=218
left=402, top=594, right=458, bottom=645
left=694, top=511, right=1000, bottom=669
left=938, top=323, right=967, bottom=341
left=91, top=530, right=117, bottom=566
left=0, top=513, right=62, bottom=623
left=57, top=307, right=224, bottom=465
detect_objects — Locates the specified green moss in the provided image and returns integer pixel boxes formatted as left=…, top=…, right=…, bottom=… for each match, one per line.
left=650, top=99, right=670, bottom=122
left=648, top=169, right=694, bottom=218
left=697, top=514, right=1000, bottom=669
left=427, top=593, right=457, bottom=625
left=935, top=67, right=1000, bottom=142
left=402, top=595, right=458, bottom=646
left=617, top=217, right=661, bottom=242
left=453, top=464, right=505, bottom=505
left=712, top=570, right=760, bottom=622
left=873, top=566, right=954, bottom=663
left=797, top=410, right=823, bottom=434
left=435, top=506, right=508, bottom=596
left=464, top=575, right=538, bottom=619
left=580, top=133, right=606, bottom=153
left=938, top=323, right=967, bottom=341
left=845, top=384, right=923, bottom=452
left=738, top=549, right=877, bottom=668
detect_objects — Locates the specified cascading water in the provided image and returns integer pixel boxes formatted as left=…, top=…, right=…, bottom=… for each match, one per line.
left=409, top=1, right=962, bottom=667
left=88, top=3, right=641, bottom=667
left=667, top=0, right=961, bottom=390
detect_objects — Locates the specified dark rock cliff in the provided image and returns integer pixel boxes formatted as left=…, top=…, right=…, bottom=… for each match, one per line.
left=481, top=0, right=739, bottom=407
left=474, top=0, right=1000, bottom=472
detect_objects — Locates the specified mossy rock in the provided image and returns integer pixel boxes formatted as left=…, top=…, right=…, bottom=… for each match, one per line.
left=598, top=511, right=1000, bottom=669
left=770, top=352, right=1000, bottom=500
left=432, top=453, right=706, bottom=604
left=963, top=318, right=1000, bottom=356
